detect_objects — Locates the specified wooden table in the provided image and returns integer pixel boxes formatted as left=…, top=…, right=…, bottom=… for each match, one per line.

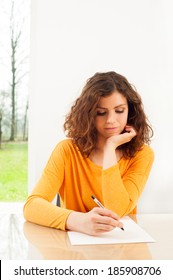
left=0, top=213, right=173, bottom=260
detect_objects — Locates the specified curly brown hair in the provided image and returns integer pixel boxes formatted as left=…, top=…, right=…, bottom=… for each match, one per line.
left=64, top=71, right=153, bottom=158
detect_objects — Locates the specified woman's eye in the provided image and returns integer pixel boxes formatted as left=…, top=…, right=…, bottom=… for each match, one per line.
left=116, top=110, right=124, bottom=114
left=96, top=111, right=106, bottom=116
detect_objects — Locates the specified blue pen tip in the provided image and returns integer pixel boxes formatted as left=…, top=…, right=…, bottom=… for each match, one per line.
left=91, top=195, right=95, bottom=199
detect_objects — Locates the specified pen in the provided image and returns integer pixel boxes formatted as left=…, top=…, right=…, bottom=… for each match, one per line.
left=91, top=195, right=124, bottom=231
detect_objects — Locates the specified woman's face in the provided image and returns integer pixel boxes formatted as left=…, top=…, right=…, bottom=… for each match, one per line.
left=94, top=90, right=128, bottom=142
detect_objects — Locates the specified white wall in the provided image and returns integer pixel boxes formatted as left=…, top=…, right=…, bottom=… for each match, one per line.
left=29, top=0, right=173, bottom=213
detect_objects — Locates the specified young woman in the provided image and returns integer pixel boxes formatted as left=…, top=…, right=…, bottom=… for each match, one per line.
left=23, top=71, right=154, bottom=236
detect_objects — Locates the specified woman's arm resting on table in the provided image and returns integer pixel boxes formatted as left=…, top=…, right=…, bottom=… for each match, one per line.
left=65, top=207, right=124, bottom=236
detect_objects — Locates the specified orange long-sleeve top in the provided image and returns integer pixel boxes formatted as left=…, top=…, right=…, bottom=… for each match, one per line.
left=23, top=139, right=154, bottom=231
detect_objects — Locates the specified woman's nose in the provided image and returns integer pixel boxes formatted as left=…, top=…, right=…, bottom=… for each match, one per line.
left=106, top=111, right=117, bottom=124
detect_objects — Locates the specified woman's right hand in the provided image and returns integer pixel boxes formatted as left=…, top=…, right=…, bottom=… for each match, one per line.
left=65, top=207, right=124, bottom=236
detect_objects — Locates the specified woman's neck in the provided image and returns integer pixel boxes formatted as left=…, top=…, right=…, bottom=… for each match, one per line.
left=89, top=145, right=123, bottom=166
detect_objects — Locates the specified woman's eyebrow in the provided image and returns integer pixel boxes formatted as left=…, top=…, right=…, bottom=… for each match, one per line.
left=97, top=104, right=127, bottom=109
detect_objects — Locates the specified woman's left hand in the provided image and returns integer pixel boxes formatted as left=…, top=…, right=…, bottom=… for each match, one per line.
left=106, top=125, right=137, bottom=149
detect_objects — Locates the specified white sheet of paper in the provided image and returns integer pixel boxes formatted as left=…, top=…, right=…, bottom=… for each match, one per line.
left=67, top=216, right=155, bottom=245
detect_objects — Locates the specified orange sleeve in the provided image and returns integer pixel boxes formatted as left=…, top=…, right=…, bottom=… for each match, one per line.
left=101, top=145, right=154, bottom=216
left=23, top=142, right=73, bottom=230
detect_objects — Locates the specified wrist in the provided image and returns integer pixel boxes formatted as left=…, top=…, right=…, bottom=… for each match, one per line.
left=103, top=140, right=118, bottom=169
left=104, top=139, right=117, bottom=151
left=65, top=211, right=84, bottom=231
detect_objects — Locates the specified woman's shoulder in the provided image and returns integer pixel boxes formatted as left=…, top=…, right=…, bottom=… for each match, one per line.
left=49, top=138, right=77, bottom=161
left=54, top=138, right=78, bottom=154
left=139, top=144, right=154, bottom=155
left=134, top=144, right=154, bottom=161
left=57, top=138, right=73, bottom=147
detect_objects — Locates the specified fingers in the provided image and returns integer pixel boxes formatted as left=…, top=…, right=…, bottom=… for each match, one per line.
left=90, top=207, right=124, bottom=234
left=93, top=206, right=120, bottom=220
left=106, top=125, right=137, bottom=148
left=119, top=125, right=136, bottom=144
left=66, top=209, right=124, bottom=236
left=125, top=125, right=137, bottom=137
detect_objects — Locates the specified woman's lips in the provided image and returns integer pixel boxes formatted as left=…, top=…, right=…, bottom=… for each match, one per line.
left=105, top=127, right=119, bottom=132
left=105, top=127, right=118, bottom=130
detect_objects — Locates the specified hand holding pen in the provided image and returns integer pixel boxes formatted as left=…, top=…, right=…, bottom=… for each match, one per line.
left=91, top=195, right=124, bottom=231
left=66, top=195, right=124, bottom=236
